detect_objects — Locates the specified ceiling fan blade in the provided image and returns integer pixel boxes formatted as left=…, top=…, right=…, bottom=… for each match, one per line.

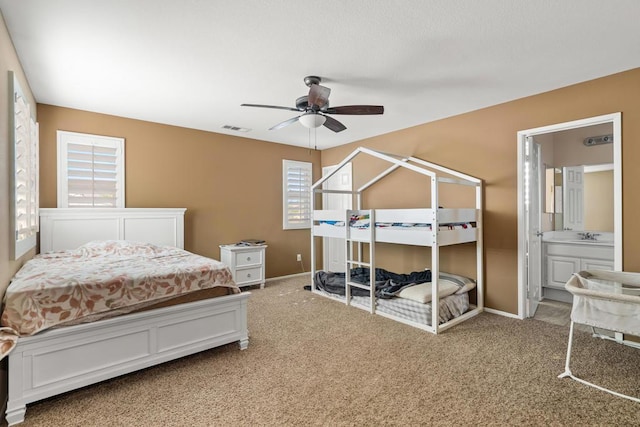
left=269, top=115, right=300, bottom=130
left=241, top=103, right=300, bottom=112
left=322, top=115, right=347, bottom=133
left=307, top=84, right=331, bottom=109
left=324, top=105, right=384, bottom=115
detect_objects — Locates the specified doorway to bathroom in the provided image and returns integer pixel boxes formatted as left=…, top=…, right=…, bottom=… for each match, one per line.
left=516, top=113, right=622, bottom=319
left=321, top=163, right=352, bottom=272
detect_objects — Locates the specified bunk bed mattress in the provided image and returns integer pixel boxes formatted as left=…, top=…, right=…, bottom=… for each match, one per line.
left=356, top=292, right=469, bottom=325
left=312, top=268, right=474, bottom=325
left=316, top=220, right=475, bottom=231
left=1, top=240, right=239, bottom=336
left=315, top=288, right=469, bottom=325
left=315, top=216, right=477, bottom=246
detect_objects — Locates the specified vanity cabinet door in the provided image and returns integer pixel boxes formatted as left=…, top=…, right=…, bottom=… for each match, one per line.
left=581, top=259, right=614, bottom=271
left=546, top=255, right=581, bottom=289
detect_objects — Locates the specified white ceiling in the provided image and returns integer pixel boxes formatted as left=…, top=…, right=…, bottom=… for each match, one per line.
left=1, top=1, right=639, bottom=150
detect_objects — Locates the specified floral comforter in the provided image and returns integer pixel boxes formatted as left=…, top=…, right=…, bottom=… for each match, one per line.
left=0, top=241, right=239, bottom=352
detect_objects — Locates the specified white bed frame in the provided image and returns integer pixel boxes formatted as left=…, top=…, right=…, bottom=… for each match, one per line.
left=310, top=147, right=484, bottom=334
left=39, top=207, right=187, bottom=252
left=6, top=208, right=250, bottom=426
left=313, top=208, right=478, bottom=246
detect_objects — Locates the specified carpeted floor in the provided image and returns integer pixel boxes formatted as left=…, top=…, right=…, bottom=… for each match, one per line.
left=18, top=276, right=640, bottom=426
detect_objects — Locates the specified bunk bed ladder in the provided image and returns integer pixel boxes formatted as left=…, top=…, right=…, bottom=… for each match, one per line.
left=345, top=209, right=375, bottom=313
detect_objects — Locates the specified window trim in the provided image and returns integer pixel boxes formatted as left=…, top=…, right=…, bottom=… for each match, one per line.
left=10, top=71, right=39, bottom=260
left=57, top=130, right=125, bottom=208
left=282, top=159, right=312, bottom=230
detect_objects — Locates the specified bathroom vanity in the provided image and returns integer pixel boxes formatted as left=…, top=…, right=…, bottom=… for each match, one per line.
left=542, top=233, right=614, bottom=303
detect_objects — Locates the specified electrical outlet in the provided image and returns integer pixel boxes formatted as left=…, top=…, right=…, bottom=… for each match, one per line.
left=296, top=254, right=302, bottom=262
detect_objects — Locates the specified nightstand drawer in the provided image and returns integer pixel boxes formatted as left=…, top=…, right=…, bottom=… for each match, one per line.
left=236, top=267, right=262, bottom=283
left=236, top=250, right=262, bottom=267
left=220, top=244, right=267, bottom=289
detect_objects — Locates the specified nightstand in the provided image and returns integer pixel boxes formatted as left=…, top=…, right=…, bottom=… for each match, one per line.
left=219, top=244, right=267, bottom=288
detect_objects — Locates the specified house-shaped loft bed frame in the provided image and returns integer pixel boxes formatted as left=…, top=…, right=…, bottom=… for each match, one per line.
left=310, top=147, right=483, bottom=334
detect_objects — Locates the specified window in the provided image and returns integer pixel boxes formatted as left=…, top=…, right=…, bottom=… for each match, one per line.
left=283, top=160, right=312, bottom=229
left=57, top=131, right=125, bottom=208
left=10, top=72, right=39, bottom=259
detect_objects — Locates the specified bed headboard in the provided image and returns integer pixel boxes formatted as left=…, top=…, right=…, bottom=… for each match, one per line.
left=39, top=208, right=187, bottom=252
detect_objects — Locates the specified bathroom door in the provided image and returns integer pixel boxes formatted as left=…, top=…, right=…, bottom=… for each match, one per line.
left=322, top=163, right=352, bottom=272
left=526, top=138, right=542, bottom=317
left=562, top=166, right=584, bottom=231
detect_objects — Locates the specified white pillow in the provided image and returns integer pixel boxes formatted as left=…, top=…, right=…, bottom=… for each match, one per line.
left=439, top=272, right=477, bottom=294
left=398, top=280, right=460, bottom=304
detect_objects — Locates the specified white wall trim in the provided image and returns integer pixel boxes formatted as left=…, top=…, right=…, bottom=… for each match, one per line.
left=56, top=130, right=125, bottom=208
left=583, top=163, right=613, bottom=173
left=484, top=307, right=523, bottom=320
left=265, top=272, right=309, bottom=283
left=516, top=112, right=622, bottom=319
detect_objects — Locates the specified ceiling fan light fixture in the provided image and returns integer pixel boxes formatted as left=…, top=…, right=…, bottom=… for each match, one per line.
left=299, top=112, right=326, bottom=129
left=241, top=75, right=383, bottom=132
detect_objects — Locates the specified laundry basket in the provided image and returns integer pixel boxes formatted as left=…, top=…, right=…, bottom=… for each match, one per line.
left=558, top=270, right=640, bottom=402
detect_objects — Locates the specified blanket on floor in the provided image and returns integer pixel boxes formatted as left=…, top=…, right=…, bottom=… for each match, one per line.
left=313, top=267, right=432, bottom=298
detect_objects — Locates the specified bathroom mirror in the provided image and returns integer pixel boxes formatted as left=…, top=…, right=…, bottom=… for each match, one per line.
left=544, top=167, right=554, bottom=213
left=544, top=167, right=562, bottom=214
left=552, top=163, right=613, bottom=231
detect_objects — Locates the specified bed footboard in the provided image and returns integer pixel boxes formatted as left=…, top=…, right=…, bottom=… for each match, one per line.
left=6, top=292, right=249, bottom=426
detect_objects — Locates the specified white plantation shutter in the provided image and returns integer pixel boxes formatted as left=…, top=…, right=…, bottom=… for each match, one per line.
left=283, top=160, right=312, bottom=229
left=11, top=72, right=39, bottom=259
left=57, top=131, right=125, bottom=208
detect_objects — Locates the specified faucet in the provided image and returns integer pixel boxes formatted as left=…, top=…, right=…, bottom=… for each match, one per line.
left=578, top=232, right=600, bottom=241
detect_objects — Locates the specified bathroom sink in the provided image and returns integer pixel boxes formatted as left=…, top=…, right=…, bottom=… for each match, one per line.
left=547, top=238, right=613, bottom=245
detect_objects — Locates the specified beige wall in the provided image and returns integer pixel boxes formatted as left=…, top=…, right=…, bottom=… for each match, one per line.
left=584, top=170, right=614, bottom=232
left=553, top=123, right=613, bottom=166
left=37, top=105, right=321, bottom=278
left=321, top=67, right=640, bottom=314
left=4, top=2, right=640, bottom=317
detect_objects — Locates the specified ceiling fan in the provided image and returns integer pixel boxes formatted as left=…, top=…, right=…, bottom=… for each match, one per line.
left=241, top=76, right=384, bottom=133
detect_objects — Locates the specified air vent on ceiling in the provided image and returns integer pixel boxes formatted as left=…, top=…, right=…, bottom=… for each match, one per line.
left=222, top=125, right=251, bottom=132
left=583, top=134, right=613, bottom=146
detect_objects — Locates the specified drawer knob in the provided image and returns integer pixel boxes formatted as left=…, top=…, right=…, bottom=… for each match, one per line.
left=246, top=256, right=252, bottom=261
left=247, top=273, right=252, bottom=278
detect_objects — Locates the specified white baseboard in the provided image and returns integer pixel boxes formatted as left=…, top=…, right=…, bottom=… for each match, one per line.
left=265, top=277, right=525, bottom=322
left=484, top=307, right=523, bottom=320
left=265, top=272, right=309, bottom=282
